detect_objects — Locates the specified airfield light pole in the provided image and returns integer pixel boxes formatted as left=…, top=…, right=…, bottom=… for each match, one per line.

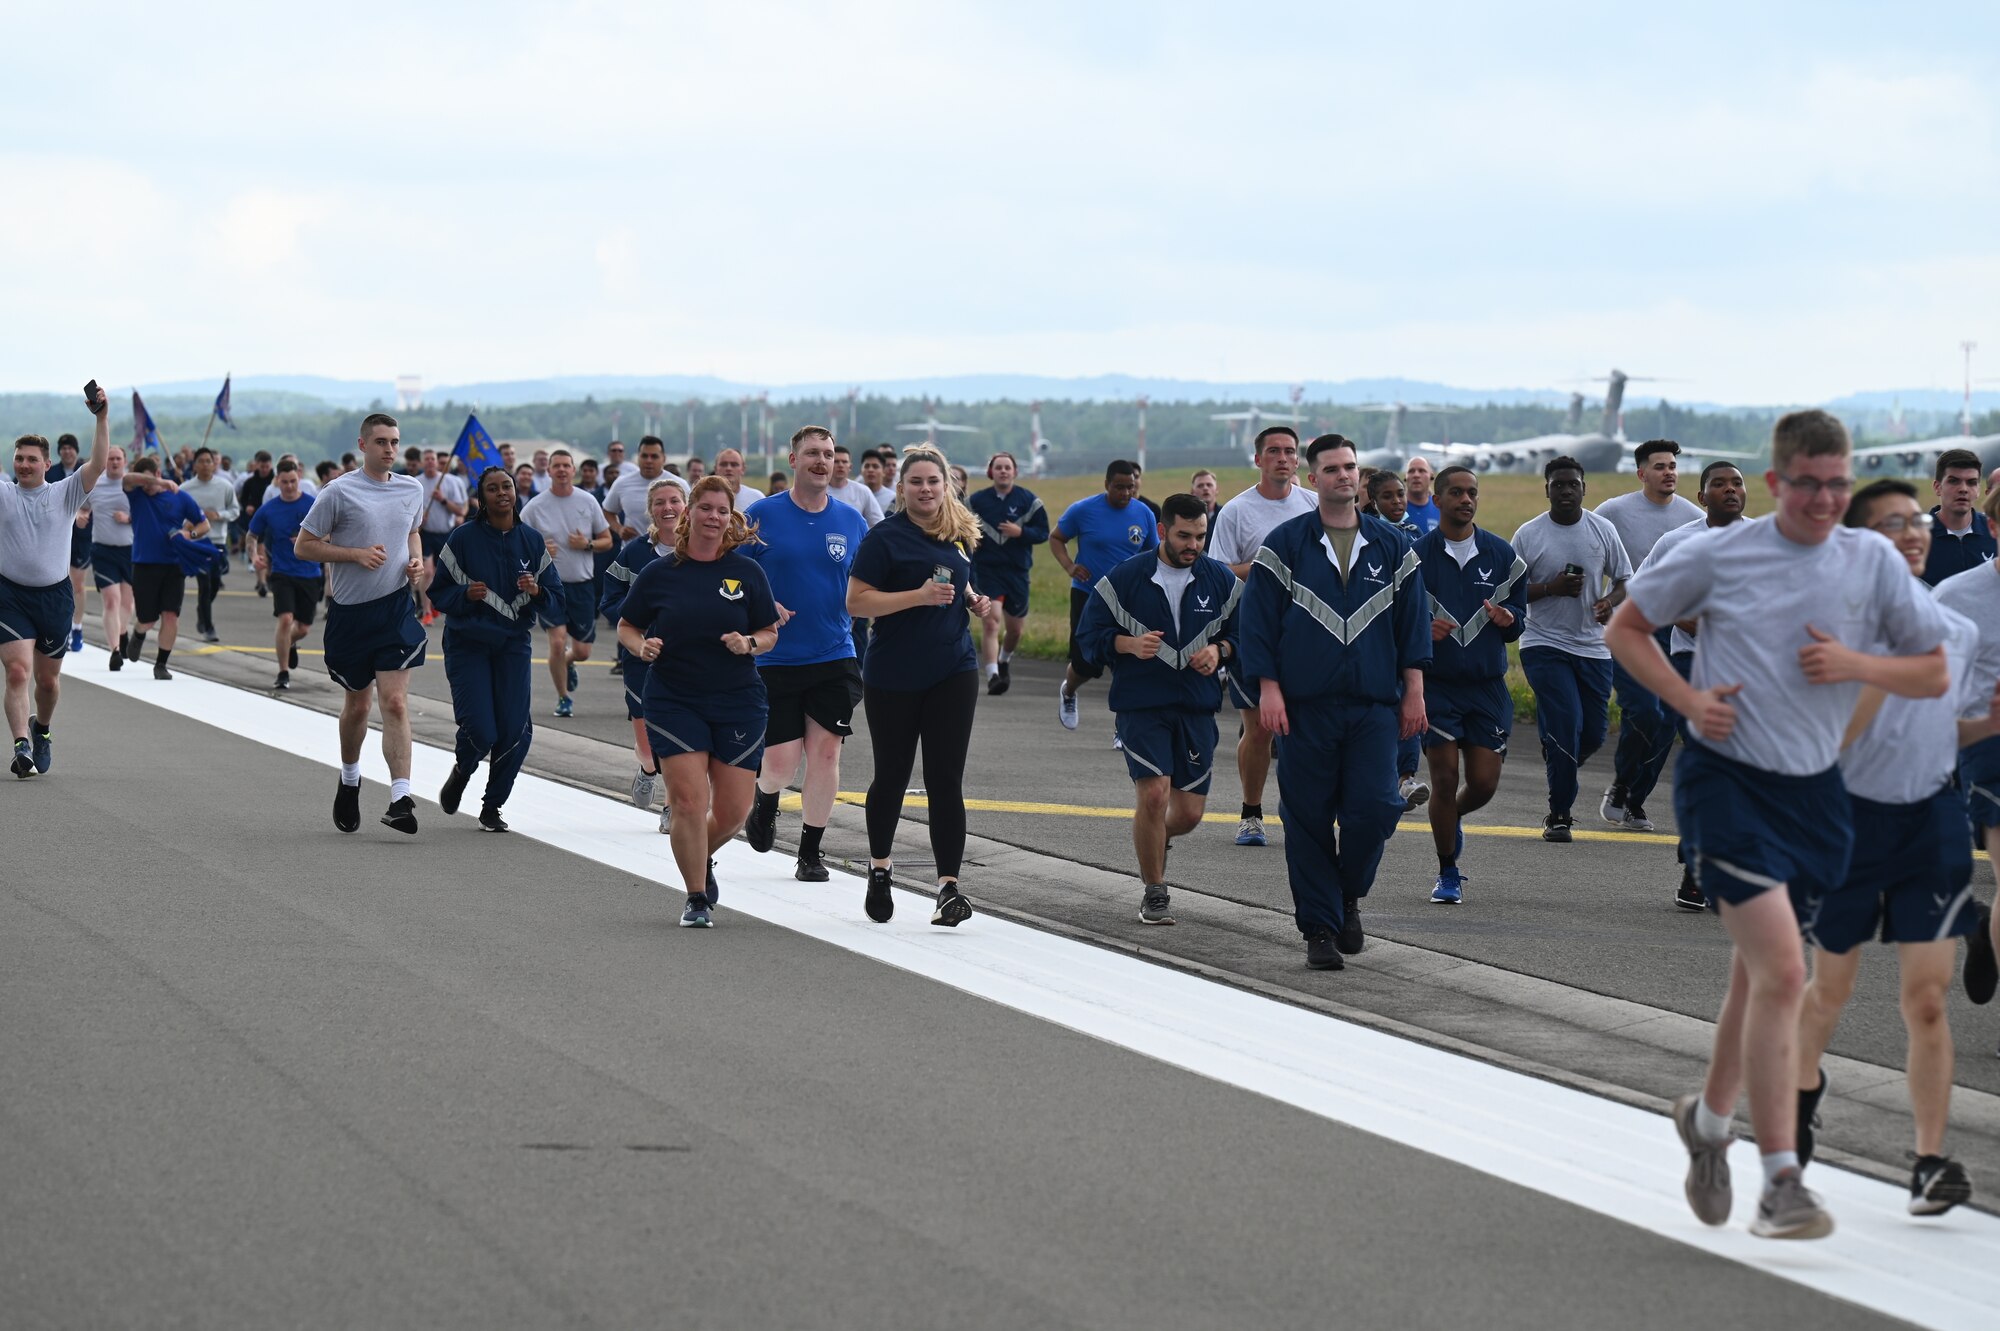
left=758, top=391, right=772, bottom=470
left=1963, top=340, right=1980, bottom=436
left=1031, top=401, right=1043, bottom=459
left=1135, top=395, right=1149, bottom=473
left=847, top=386, right=860, bottom=440
left=739, top=397, right=750, bottom=457
left=684, top=399, right=698, bottom=455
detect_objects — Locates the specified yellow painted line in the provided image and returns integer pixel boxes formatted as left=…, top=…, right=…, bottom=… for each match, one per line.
left=192, top=645, right=613, bottom=667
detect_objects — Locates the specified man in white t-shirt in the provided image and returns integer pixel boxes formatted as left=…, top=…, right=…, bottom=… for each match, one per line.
left=1204, top=426, right=1318, bottom=848
left=520, top=449, right=612, bottom=718
left=416, top=449, right=467, bottom=625
left=713, top=447, right=764, bottom=507
left=601, top=437, right=667, bottom=544
left=828, top=443, right=885, bottom=526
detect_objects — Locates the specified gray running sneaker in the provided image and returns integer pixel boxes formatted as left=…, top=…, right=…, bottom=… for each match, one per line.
left=658, top=801, right=673, bottom=835
left=629, top=768, right=657, bottom=809
left=1671, top=1093, right=1734, bottom=1226
left=1140, top=885, right=1174, bottom=925
left=1751, top=1169, right=1834, bottom=1240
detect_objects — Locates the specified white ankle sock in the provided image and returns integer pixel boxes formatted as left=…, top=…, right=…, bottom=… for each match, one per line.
left=340, top=763, right=361, bottom=786
left=1694, top=1100, right=1733, bottom=1143
left=390, top=777, right=413, bottom=802
left=1761, top=1150, right=1799, bottom=1184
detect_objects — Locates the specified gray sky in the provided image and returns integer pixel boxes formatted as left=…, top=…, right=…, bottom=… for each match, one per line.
left=7, top=0, right=1998, bottom=403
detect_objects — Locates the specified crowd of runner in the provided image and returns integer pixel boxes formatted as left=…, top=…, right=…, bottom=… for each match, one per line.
left=6, top=389, right=2000, bottom=1238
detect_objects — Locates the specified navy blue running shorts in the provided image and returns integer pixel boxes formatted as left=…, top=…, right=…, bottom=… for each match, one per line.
left=1115, top=706, right=1219, bottom=793
left=1958, top=736, right=2000, bottom=850
left=642, top=681, right=767, bottom=771
left=91, top=544, right=133, bottom=589
left=536, top=582, right=597, bottom=642
left=1421, top=676, right=1512, bottom=754
left=0, top=575, right=75, bottom=658
left=973, top=563, right=1030, bottom=619
left=323, top=588, right=427, bottom=692
left=1674, top=741, right=1851, bottom=916
left=1801, top=786, right=1977, bottom=953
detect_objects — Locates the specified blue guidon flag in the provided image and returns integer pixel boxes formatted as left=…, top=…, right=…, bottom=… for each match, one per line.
left=212, top=375, right=235, bottom=430
left=452, top=413, right=502, bottom=474
left=131, top=390, right=162, bottom=456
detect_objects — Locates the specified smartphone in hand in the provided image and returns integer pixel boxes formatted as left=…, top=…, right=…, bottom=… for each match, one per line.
left=83, top=380, right=104, bottom=415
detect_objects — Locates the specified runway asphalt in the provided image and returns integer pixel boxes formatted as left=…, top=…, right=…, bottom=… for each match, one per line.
left=6, top=681, right=1987, bottom=1330
left=174, top=574, right=2000, bottom=1098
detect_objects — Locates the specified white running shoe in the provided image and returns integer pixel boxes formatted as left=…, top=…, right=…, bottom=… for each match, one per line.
left=1399, top=775, right=1430, bottom=809
left=630, top=768, right=657, bottom=809
left=1057, top=684, right=1080, bottom=730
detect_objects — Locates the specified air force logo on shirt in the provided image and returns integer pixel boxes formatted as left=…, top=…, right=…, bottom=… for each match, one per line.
left=825, top=532, right=848, bottom=563
left=1127, top=525, right=1146, bottom=546
left=719, top=578, right=745, bottom=601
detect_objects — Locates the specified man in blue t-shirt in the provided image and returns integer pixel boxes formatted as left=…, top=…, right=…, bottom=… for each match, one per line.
left=1403, top=454, right=1441, bottom=535
left=120, top=456, right=210, bottom=680
left=740, top=427, right=871, bottom=882
left=248, top=460, right=327, bottom=692
left=1052, top=459, right=1158, bottom=730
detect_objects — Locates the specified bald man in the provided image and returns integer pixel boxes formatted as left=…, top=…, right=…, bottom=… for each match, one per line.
left=1404, top=455, right=1440, bottom=535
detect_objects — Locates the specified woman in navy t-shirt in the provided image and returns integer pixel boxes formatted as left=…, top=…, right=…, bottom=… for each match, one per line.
left=600, top=473, right=690, bottom=828
left=617, top=476, right=780, bottom=928
left=846, top=446, right=1001, bottom=928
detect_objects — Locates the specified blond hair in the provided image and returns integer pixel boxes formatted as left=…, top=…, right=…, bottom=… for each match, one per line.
left=673, top=475, right=758, bottom=558
left=896, top=445, right=981, bottom=549
left=645, top=473, right=691, bottom=542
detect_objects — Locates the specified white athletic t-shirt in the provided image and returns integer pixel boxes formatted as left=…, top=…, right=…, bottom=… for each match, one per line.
left=1629, top=520, right=1947, bottom=775
left=520, top=487, right=611, bottom=584
left=0, top=471, right=89, bottom=587
left=1150, top=558, right=1195, bottom=635
left=87, top=473, right=133, bottom=547
left=1934, top=563, right=2000, bottom=722
left=1207, top=484, right=1317, bottom=567
left=1638, top=517, right=1729, bottom=655
left=828, top=480, right=886, bottom=527
left=1593, top=491, right=1702, bottom=567
left=1511, top=510, right=1633, bottom=659
left=602, top=469, right=659, bottom=535
left=419, top=473, right=467, bottom=534
left=299, top=469, right=424, bottom=604
left=1842, top=604, right=1981, bottom=804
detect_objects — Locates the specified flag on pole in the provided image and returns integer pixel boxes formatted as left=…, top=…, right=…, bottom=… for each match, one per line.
left=213, top=375, right=235, bottom=430
left=451, top=413, right=502, bottom=474
left=131, top=391, right=162, bottom=456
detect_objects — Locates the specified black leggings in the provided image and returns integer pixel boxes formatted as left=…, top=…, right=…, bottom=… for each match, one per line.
left=863, top=670, right=979, bottom=880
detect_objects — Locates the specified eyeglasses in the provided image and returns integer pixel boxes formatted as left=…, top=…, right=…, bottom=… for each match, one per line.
left=1776, top=474, right=1853, bottom=498
left=1869, top=513, right=1933, bottom=535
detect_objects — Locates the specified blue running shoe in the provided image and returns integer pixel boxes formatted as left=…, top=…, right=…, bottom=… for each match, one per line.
left=567, top=661, right=579, bottom=693
left=554, top=696, right=573, bottom=718
left=68, top=627, right=82, bottom=654
left=1235, top=816, right=1267, bottom=847
left=679, top=893, right=713, bottom=928
left=1430, top=872, right=1463, bottom=905
left=30, top=722, right=52, bottom=774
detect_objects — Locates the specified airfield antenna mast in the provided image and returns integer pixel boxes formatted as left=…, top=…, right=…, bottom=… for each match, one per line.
left=1135, top=395, right=1149, bottom=473
left=684, top=399, right=698, bottom=454
left=1963, top=340, right=1979, bottom=436
left=739, top=397, right=750, bottom=457
left=758, top=391, right=772, bottom=469
left=846, top=386, right=861, bottom=440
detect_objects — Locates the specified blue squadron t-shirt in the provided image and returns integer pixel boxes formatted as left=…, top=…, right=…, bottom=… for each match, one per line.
left=850, top=511, right=978, bottom=691
left=743, top=490, right=867, bottom=667
left=248, top=493, right=324, bottom=578
left=1055, top=492, right=1157, bottom=591
left=128, top=486, right=205, bottom=563
left=619, top=549, right=778, bottom=706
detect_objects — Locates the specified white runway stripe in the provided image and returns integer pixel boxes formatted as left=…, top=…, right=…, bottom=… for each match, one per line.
left=70, top=655, right=2000, bottom=1329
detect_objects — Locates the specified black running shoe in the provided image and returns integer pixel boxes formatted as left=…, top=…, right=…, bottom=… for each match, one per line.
left=1542, top=812, right=1574, bottom=844
left=1305, top=927, right=1343, bottom=970
left=108, top=646, right=123, bottom=672
left=1676, top=865, right=1707, bottom=912
left=1796, top=1069, right=1828, bottom=1168
left=1336, top=896, right=1364, bottom=955
left=865, top=866, right=895, bottom=923
left=995, top=659, right=1010, bottom=693
left=153, top=662, right=172, bottom=680
left=931, top=883, right=972, bottom=927
left=289, top=644, right=299, bottom=670
left=1966, top=904, right=1997, bottom=1005
left=11, top=739, right=33, bottom=779
left=705, top=859, right=720, bottom=906
left=274, top=670, right=290, bottom=692
left=381, top=795, right=419, bottom=835
left=1909, top=1155, right=1973, bottom=1216
left=478, top=805, right=509, bottom=833
left=257, top=581, right=268, bottom=598
left=795, top=853, right=830, bottom=882
left=334, top=779, right=361, bottom=832
left=744, top=791, right=778, bottom=853
left=439, top=763, right=471, bottom=816
left=30, top=723, right=52, bottom=775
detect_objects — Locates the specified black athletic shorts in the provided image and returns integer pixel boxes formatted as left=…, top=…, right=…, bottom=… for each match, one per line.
left=133, top=561, right=186, bottom=623
left=271, top=573, right=325, bottom=625
left=1067, top=585, right=1105, bottom=681
left=759, top=657, right=863, bottom=746
left=420, top=529, right=450, bottom=559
